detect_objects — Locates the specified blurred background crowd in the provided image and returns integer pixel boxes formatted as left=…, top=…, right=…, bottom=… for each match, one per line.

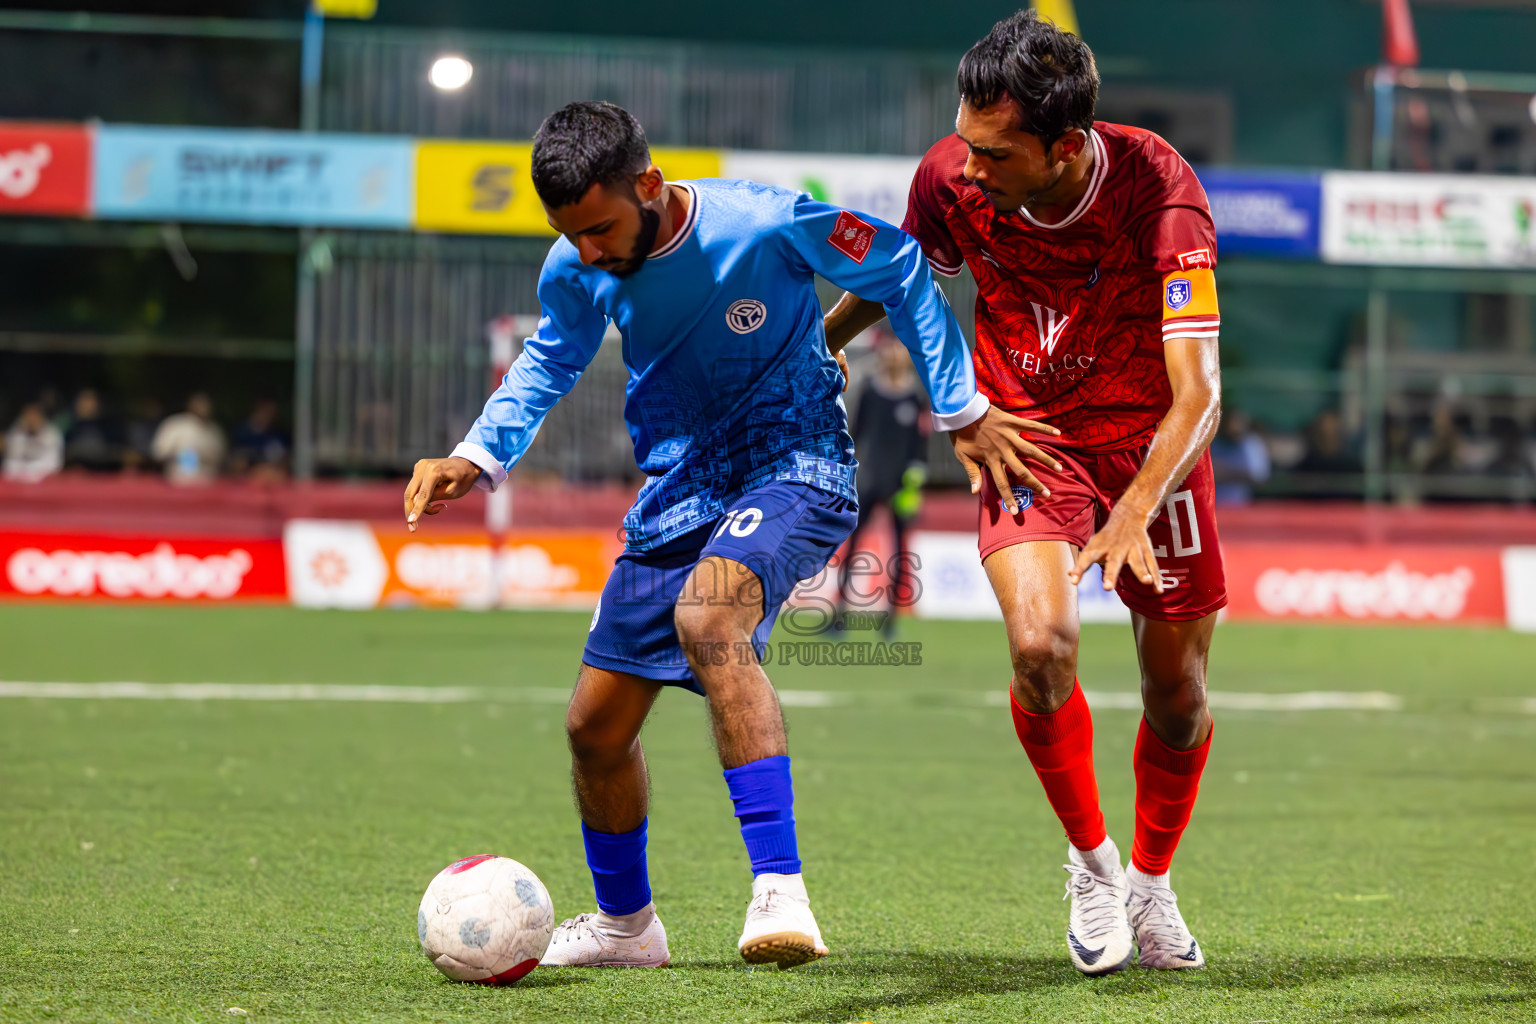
left=3, top=0, right=1536, bottom=506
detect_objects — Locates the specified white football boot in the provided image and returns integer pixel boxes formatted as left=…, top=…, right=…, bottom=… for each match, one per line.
left=539, top=904, right=670, bottom=967
left=737, top=873, right=828, bottom=969
left=1126, top=871, right=1205, bottom=969
left=1062, top=839, right=1135, bottom=976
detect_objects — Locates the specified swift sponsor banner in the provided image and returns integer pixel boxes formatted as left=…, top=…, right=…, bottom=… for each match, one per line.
left=0, top=532, right=285, bottom=600
left=1223, top=544, right=1505, bottom=624
left=283, top=519, right=618, bottom=609
left=93, top=125, right=414, bottom=227
left=0, top=122, right=91, bottom=216
left=415, top=141, right=721, bottom=235
left=1321, top=170, right=1536, bottom=268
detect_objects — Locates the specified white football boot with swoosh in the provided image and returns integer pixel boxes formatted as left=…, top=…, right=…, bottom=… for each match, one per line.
left=1062, top=840, right=1135, bottom=976
left=1126, top=871, right=1205, bottom=969
left=539, top=904, right=670, bottom=967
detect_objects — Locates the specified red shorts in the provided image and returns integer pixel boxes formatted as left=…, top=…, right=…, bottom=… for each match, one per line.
left=977, top=446, right=1227, bottom=621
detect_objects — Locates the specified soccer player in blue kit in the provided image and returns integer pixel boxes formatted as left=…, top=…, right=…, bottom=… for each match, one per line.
left=403, top=102, right=1053, bottom=969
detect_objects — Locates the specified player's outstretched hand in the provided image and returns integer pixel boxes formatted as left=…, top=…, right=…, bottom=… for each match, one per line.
left=403, top=456, right=482, bottom=532
left=950, top=406, right=1061, bottom=515
left=1070, top=504, right=1164, bottom=594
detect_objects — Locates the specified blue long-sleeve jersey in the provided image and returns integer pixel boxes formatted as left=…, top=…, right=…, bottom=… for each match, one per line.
left=454, top=178, right=987, bottom=552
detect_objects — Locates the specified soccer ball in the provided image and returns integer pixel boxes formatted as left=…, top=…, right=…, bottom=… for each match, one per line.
left=417, top=854, right=555, bottom=984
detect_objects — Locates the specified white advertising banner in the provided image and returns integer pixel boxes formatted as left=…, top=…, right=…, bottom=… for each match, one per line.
left=1502, top=546, right=1536, bottom=633
left=1321, top=171, right=1536, bottom=267
left=722, top=151, right=921, bottom=228
left=908, top=530, right=1131, bottom=623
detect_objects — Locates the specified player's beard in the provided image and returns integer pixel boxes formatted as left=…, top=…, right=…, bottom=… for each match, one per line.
left=601, top=204, right=661, bottom=279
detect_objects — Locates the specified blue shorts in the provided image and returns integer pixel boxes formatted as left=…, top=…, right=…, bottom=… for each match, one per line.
left=582, top=481, right=858, bottom=694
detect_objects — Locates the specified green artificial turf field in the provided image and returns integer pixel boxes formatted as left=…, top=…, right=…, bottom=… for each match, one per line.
left=2, top=604, right=1534, bottom=1023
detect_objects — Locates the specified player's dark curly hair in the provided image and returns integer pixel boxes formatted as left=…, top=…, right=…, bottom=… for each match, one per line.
left=531, top=101, right=652, bottom=209
left=956, top=8, right=1099, bottom=143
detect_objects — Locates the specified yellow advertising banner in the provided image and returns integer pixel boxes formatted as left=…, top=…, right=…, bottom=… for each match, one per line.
left=414, top=141, right=722, bottom=235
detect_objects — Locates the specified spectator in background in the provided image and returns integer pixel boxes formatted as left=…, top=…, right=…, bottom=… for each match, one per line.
left=1208, top=408, right=1270, bottom=505
left=1485, top=417, right=1535, bottom=489
left=230, top=398, right=289, bottom=480
left=63, top=389, right=123, bottom=472
left=3, top=403, right=64, bottom=482
left=123, top=396, right=164, bottom=472
left=834, top=335, right=928, bottom=634
left=1419, top=403, right=1475, bottom=477
left=1293, top=409, right=1363, bottom=499
left=151, top=392, right=225, bottom=484
left=1295, top=409, right=1362, bottom=475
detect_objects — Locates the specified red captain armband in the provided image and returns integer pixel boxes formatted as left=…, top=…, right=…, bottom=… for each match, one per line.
left=828, top=210, right=878, bottom=264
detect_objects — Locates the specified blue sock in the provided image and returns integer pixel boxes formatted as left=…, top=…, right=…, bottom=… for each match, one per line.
left=581, top=819, right=652, bottom=916
left=723, top=755, right=802, bottom=876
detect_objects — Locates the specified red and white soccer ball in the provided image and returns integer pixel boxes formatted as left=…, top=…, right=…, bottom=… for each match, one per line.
left=417, top=855, right=555, bottom=985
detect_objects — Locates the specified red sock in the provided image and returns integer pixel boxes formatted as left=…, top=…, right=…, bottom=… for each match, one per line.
left=1131, top=716, right=1212, bottom=875
left=1010, top=680, right=1106, bottom=851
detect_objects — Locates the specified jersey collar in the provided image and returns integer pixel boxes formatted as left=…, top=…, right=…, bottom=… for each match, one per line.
left=648, top=182, right=699, bottom=260
left=1015, top=129, right=1107, bottom=231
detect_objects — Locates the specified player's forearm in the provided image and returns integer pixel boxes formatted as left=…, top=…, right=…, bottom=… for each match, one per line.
left=823, top=293, right=887, bottom=353
left=1117, top=374, right=1221, bottom=524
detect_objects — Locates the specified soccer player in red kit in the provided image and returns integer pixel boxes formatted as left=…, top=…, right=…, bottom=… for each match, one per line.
left=826, top=10, right=1224, bottom=975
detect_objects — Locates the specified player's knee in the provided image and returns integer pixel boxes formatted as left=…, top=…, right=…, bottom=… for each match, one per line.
left=1142, top=673, right=1208, bottom=727
left=564, top=703, right=630, bottom=764
left=1008, top=626, right=1077, bottom=707
left=672, top=601, right=739, bottom=662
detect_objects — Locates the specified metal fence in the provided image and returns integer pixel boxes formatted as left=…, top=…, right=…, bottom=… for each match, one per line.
left=322, top=26, right=961, bottom=155
left=308, top=226, right=979, bottom=484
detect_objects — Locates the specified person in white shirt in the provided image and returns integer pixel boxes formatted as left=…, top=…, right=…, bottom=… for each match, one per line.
left=3, top=403, right=64, bottom=483
left=151, top=393, right=226, bottom=484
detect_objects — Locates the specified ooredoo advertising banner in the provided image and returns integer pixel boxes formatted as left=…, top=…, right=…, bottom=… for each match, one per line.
left=0, top=532, right=286, bottom=601
left=92, top=125, right=414, bottom=227
left=1222, top=544, right=1506, bottom=624
left=0, top=122, right=91, bottom=216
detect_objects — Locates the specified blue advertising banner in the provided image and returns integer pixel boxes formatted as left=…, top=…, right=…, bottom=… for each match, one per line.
left=1196, top=169, right=1322, bottom=259
left=92, top=125, right=413, bottom=228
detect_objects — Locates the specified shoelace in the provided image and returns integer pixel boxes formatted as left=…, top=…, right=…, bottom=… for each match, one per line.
left=747, top=890, right=787, bottom=917
left=552, top=913, right=600, bottom=944
left=1062, top=864, right=1125, bottom=940
left=1129, top=885, right=1189, bottom=947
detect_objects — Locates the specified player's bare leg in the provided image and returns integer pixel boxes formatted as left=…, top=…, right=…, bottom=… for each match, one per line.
left=676, top=555, right=827, bottom=968
left=543, top=666, right=671, bottom=967
left=1124, top=611, right=1217, bottom=969
left=985, top=541, right=1134, bottom=975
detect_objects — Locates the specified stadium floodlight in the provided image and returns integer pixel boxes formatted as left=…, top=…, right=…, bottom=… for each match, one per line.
left=429, top=56, right=473, bottom=91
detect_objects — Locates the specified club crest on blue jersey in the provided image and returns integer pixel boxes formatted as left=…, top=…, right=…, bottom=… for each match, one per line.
left=725, top=298, right=767, bottom=334
left=1003, top=484, right=1034, bottom=513
left=1165, top=278, right=1192, bottom=311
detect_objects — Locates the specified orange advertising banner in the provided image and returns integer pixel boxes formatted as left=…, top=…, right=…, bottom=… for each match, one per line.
left=283, top=520, right=618, bottom=609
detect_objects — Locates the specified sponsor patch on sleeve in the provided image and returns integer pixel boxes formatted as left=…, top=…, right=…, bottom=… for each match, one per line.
left=828, top=210, right=878, bottom=264
left=1176, top=247, right=1213, bottom=270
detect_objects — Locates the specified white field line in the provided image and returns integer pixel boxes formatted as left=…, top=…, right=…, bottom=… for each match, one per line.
left=973, top=690, right=1401, bottom=711
left=0, top=681, right=1417, bottom=712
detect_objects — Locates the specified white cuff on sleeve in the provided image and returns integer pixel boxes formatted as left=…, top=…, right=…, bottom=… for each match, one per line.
left=451, top=441, right=508, bottom=493
left=931, top=391, right=990, bottom=433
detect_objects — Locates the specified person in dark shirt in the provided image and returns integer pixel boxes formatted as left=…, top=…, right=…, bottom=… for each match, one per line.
left=835, top=334, right=928, bottom=633
left=230, top=398, right=290, bottom=480
left=62, top=389, right=124, bottom=472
